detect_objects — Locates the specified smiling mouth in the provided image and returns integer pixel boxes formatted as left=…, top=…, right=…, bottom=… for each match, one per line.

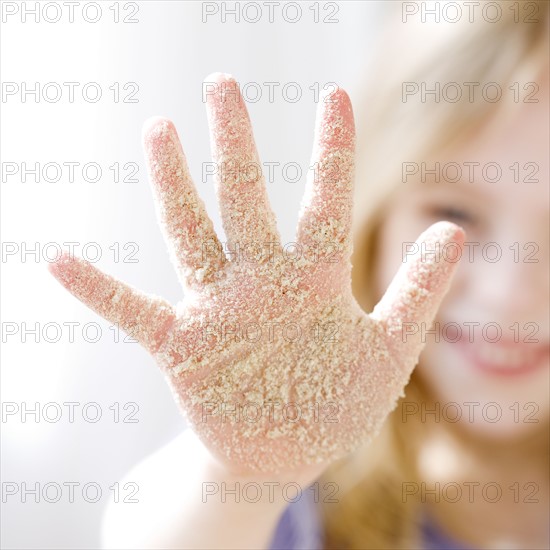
left=456, top=338, right=550, bottom=377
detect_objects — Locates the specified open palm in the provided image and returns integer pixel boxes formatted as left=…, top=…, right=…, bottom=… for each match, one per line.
left=50, top=73, right=464, bottom=473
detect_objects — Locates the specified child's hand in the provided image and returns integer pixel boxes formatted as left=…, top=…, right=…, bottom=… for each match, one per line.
left=49, top=73, right=464, bottom=474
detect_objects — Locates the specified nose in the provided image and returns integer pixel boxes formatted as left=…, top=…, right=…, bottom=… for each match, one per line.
left=468, top=241, right=549, bottom=323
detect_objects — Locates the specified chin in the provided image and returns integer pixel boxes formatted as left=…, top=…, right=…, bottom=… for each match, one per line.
left=416, top=340, right=550, bottom=442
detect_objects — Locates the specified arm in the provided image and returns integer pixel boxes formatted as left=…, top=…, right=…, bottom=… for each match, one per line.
left=101, top=430, right=322, bottom=549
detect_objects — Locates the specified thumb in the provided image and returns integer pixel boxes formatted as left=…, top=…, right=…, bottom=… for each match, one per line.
left=371, top=221, right=465, bottom=363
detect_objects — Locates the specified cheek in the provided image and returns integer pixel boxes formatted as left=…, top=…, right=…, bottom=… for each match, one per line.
left=417, top=341, right=550, bottom=439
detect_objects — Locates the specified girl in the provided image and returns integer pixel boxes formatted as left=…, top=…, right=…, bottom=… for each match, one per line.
left=50, top=2, right=549, bottom=548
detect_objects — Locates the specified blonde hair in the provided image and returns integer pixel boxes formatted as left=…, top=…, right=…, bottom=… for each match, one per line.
left=321, top=3, right=549, bottom=548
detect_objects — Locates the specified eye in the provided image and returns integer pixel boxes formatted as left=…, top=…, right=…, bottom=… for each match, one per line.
left=427, top=205, right=477, bottom=226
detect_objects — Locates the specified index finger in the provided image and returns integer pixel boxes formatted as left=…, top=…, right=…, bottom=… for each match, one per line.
left=297, top=87, right=355, bottom=265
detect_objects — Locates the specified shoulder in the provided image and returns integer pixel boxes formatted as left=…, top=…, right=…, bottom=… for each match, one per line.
left=269, top=487, right=324, bottom=550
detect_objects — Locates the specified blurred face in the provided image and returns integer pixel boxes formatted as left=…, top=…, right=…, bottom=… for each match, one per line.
left=374, top=78, right=549, bottom=439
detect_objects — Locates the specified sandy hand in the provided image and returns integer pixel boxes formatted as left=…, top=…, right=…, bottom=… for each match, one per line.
left=49, top=73, right=464, bottom=474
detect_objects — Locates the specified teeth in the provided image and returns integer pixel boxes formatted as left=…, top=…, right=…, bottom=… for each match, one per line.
left=471, top=342, right=537, bottom=370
